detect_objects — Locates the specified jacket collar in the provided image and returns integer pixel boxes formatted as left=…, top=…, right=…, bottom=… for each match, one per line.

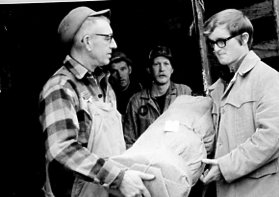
left=208, top=78, right=226, bottom=102
left=140, top=81, right=176, bottom=100
left=237, top=50, right=260, bottom=77
left=208, top=51, right=260, bottom=100
left=209, top=51, right=260, bottom=93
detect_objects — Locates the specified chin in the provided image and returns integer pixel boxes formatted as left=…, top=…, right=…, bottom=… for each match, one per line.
left=217, top=58, right=228, bottom=65
left=120, top=82, right=127, bottom=87
left=156, top=80, right=169, bottom=85
left=102, top=59, right=110, bottom=66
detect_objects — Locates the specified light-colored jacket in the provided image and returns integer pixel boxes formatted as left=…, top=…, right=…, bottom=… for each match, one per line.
left=209, top=51, right=279, bottom=197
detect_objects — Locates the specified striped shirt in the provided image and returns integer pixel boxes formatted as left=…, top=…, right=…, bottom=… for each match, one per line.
left=39, top=55, right=123, bottom=189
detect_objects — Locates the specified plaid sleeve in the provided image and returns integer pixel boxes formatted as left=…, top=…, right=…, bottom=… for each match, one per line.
left=39, top=76, right=121, bottom=185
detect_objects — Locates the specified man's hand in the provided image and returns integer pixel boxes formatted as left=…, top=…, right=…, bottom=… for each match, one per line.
left=119, top=170, right=155, bottom=197
left=200, top=158, right=223, bottom=184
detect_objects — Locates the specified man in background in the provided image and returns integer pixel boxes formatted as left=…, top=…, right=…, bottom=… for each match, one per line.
left=108, top=50, right=142, bottom=115
left=123, top=45, right=192, bottom=147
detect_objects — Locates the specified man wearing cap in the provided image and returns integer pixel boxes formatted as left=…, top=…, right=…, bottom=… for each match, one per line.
left=123, top=45, right=192, bottom=148
left=108, top=50, right=143, bottom=115
left=39, top=6, right=154, bottom=197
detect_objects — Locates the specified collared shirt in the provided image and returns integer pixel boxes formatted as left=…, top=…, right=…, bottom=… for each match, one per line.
left=39, top=55, right=122, bottom=191
left=123, top=82, right=192, bottom=147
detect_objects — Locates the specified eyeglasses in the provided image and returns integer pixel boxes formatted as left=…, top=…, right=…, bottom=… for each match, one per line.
left=208, top=34, right=240, bottom=49
left=93, top=33, right=114, bottom=43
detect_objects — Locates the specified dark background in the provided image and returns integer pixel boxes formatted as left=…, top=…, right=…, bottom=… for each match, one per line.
left=0, top=0, right=278, bottom=196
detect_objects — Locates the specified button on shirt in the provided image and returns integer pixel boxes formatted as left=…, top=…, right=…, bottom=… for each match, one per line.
left=39, top=55, right=122, bottom=188
left=123, top=82, right=192, bottom=147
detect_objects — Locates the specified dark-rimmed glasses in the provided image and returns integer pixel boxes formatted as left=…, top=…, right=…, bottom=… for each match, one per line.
left=94, top=33, right=114, bottom=43
left=208, top=34, right=240, bottom=49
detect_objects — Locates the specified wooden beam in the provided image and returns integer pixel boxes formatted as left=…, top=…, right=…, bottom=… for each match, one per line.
left=241, top=0, right=273, bottom=20
left=252, top=39, right=279, bottom=58
left=191, top=0, right=212, bottom=95
left=273, top=0, right=279, bottom=48
left=242, top=0, right=279, bottom=58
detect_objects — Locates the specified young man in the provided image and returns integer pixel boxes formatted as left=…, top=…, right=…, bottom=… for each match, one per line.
left=200, top=9, right=279, bottom=197
left=39, top=6, right=154, bottom=197
left=123, top=45, right=192, bottom=147
left=108, top=50, right=142, bottom=115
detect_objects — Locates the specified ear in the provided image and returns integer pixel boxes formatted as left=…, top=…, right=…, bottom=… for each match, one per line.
left=171, top=67, right=174, bottom=74
left=240, top=32, right=249, bottom=45
left=82, top=34, right=93, bottom=51
left=146, top=67, right=151, bottom=74
left=128, top=65, right=132, bottom=75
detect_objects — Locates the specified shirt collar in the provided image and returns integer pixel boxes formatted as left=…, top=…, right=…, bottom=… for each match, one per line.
left=140, top=81, right=176, bottom=99
left=63, top=55, right=89, bottom=80
left=63, top=55, right=107, bottom=81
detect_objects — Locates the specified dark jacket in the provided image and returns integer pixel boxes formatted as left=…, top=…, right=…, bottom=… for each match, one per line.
left=123, top=82, right=192, bottom=147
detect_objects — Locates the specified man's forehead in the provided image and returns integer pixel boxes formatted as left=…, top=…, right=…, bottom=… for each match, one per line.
left=209, top=25, right=230, bottom=39
left=90, top=18, right=112, bottom=33
left=111, top=60, right=129, bottom=68
left=153, top=56, right=171, bottom=62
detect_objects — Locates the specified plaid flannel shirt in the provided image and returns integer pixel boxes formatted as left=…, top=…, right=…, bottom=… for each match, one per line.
left=39, top=55, right=123, bottom=188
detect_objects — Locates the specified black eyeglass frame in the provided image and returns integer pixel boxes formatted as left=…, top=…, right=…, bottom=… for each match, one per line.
left=93, top=33, right=114, bottom=43
left=207, top=34, right=241, bottom=49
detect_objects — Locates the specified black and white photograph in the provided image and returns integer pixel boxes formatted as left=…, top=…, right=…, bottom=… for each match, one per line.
left=0, top=0, right=278, bottom=197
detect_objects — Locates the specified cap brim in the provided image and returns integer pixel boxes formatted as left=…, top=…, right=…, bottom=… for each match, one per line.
left=111, top=56, right=132, bottom=65
left=89, top=9, right=111, bottom=19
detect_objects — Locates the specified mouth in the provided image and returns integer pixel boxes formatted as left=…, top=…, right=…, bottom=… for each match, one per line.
left=120, top=79, right=126, bottom=84
left=216, top=52, right=226, bottom=56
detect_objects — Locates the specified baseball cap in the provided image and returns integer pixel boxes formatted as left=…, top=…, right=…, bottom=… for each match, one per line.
left=110, top=50, right=132, bottom=65
left=58, top=6, right=111, bottom=44
left=148, top=45, right=172, bottom=61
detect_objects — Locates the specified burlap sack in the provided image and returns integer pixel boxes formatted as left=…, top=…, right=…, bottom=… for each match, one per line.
left=111, top=95, right=214, bottom=197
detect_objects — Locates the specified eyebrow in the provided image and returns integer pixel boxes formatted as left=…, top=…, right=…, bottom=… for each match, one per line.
left=208, top=36, right=229, bottom=41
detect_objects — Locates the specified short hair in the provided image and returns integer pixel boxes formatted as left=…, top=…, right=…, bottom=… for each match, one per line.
left=203, top=9, right=254, bottom=48
left=74, top=16, right=110, bottom=48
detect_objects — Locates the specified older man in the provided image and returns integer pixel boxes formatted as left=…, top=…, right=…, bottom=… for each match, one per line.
left=39, top=6, right=154, bottom=197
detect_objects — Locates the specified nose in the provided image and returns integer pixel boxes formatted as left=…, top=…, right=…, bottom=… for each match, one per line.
left=159, top=64, right=165, bottom=71
left=213, top=43, right=221, bottom=53
left=116, top=71, right=122, bottom=78
left=110, top=38, right=117, bottom=49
